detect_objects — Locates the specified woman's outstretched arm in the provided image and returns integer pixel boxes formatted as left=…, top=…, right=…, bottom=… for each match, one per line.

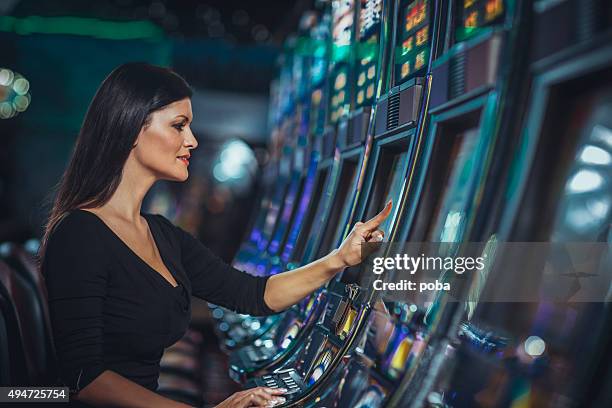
left=263, top=201, right=392, bottom=312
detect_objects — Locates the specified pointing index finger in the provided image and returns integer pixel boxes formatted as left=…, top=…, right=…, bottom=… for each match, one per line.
left=363, top=200, right=393, bottom=231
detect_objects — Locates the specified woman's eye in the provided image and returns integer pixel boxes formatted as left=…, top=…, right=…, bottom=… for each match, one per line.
left=173, top=124, right=185, bottom=131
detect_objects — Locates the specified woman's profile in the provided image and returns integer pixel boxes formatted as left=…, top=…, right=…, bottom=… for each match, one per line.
left=40, top=62, right=391, bottom=408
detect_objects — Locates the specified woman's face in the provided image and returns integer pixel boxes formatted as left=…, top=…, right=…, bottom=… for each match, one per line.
left=132, top=98, right=197, bottom=182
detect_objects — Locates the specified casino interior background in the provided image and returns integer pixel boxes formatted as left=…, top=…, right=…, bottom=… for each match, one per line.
left=1, top=0, right=611, bottom=407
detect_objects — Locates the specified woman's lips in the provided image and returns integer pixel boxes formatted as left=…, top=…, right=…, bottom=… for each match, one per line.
left=177, top=155, right=190, bottom=165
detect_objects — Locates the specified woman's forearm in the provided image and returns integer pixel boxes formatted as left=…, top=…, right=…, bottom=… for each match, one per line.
left=74, top=370, right=192, bottom=408
left=263, top=250, right=346, bottom=312
left=263, top=202, right=392, bottom=313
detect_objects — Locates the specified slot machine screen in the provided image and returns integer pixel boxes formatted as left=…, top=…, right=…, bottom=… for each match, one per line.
left=316, top=159, right=359, bottom=258
left=364, top=309, right=397, bottom=359
left=330, top=0, right=355, bottom=123
left=306, top=342, right=340, bottom=385
left=371, top=152, right=408, bottom=235
left=395, top=0, right=431, bottom=86
left=337, top=305, right=358, bottom=340
left=310, top=14, right=331, bottom=88
left=279, top=319, right=302, bottom=350
left=430, top=128, right=480, bottom=242
left=384, top=329, right=413, bottom=379
left=282, top=155, right=318, bottom=262
left=341, top=150, right=407, bottom=285
left=455, top=0, right=505, bottom=43
left=408, top=110, right=481, bottom=244
left=293, top=167, right=330, bottom=263
left=260, top=180, right=289, bottom=250
left=268, top=174, right=303, bottom=254
left=352, top=382, right=388, bottom=407
left=355, top=0, right=383, bottom=107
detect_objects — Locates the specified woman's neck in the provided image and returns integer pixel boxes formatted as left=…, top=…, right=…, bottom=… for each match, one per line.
left=95, top=156, right=157, bottom=223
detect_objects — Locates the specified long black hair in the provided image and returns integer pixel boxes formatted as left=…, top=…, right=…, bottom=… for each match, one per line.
left=40, top=62, right=192, bottom=261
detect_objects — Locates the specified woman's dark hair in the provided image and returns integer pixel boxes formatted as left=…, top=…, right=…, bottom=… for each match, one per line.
left=40, top=62, right=192, bottom=261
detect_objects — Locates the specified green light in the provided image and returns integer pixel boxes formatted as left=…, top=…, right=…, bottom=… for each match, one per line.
left=0, top=15, right=164, bottom=40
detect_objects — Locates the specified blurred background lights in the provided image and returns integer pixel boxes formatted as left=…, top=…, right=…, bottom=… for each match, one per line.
left=0, top=68, right=14, bottom=86
left=566, top=169, right=604, bottom=193
left=212, top=139, right=258, bottom=194
left=524, top=335, right=546, bottom=357
left=579, top=145, right=611, bottom=165
left=0, top=67, right=31, bottom=119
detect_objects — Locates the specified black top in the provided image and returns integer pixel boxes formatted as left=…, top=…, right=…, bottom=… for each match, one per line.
left=42, top=209, right=275, bottom=399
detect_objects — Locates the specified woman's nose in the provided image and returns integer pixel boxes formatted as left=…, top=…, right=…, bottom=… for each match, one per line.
left=185, top=127, right=198, bottom=149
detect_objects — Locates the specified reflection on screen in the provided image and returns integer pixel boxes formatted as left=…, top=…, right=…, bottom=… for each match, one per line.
left=268, top=174, right=302, bottom=254
left=280, top=321, right=301, bottom=350
left=379, top=153, right=408, bottom=235
left=353, top=383, right=386, bottom=408
left=431, top=128, right=480, bottom=242
left=365, top=309, right=396, bottom=357
left=282, top=155, right=319, bottom=261
left=308, top=346, right=338, bottom=385
left=293, top=167, right=329, bottom=263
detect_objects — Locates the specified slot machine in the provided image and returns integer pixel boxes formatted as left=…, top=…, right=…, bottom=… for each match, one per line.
left=216, top=42, right=307, bottom=350
left=227, top=10, right=339, bottom=377
left=352, top=0, right=534, bottom=405
left=341, top=0, right=442, bottom=285
left=415, top=1, right=612, bottom=407
left=232, top=79, right=282, bottom=270
left=233, top=0, right=399, bottom=399
left=307, top=0, right=392, bottom=266
left=247, top=281, right=372, bottom=405
left=277, top=2, right=442, bottom=405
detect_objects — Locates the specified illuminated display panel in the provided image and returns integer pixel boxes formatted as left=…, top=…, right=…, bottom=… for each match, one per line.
left=279, top=320, right=301, bottom=350
left=307, top=88, right=326, bottom=139
left=307, top=344, right=339, bottom=385
left=395, top=0, right=431, bottom=86
left=292, top=167, right=329, bottom=263
left=330, top=65, right=350, bottom=123
left=337, top=306, right=358, bottom=340
left=310, top=14, right=331, bottom=87
left=281, top=154, right=318, bottom=262
left=330, top=0, right=355, bottom=123
left=268, top=175, right=302, bottom=254
left=355, top=0, right=383, bottom=107
left=455, top=0, right=505, bottom=43
left=332, top=0, right=355, bottom=52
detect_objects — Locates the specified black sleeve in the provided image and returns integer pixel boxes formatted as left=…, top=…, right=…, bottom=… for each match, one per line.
left=160, top=215, right=277, bottom=316
left=43, top=213, right=108, bottom=393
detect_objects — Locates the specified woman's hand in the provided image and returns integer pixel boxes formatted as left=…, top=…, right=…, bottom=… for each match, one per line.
left=214, top=387, right=287, bottom=408
left=263, top=201, right=392, bottom=312
left=334, top=201, right=393, bottom=268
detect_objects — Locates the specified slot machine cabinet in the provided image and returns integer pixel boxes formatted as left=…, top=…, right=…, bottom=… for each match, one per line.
left=418, top=2, right=612, bottom=406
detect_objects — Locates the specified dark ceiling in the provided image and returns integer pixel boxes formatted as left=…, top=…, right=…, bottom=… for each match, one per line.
left=7, top=0, right=314, bottom=45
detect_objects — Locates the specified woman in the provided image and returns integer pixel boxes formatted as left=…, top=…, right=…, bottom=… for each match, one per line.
left=41, top=63, right=391, bottom=408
